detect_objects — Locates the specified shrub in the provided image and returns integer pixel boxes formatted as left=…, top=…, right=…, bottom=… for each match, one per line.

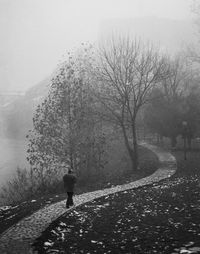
left=0, top=167, right=65, bottom=205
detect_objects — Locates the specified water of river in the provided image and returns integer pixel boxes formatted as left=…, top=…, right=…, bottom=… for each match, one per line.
left=0, top=138, right=28, bottom=188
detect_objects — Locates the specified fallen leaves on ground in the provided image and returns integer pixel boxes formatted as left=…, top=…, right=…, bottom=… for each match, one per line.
left=33, top=173, right=200, bottom=254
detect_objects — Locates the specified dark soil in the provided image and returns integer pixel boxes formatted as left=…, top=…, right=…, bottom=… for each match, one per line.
left=0, top=193, right=66, bottom=235
left=32, top=150, right=200, bottom=254
left=0, top=146, right=158, bottom=235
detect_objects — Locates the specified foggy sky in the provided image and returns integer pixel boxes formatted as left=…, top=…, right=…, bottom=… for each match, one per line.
left=0, top=0, right=193, bottom=93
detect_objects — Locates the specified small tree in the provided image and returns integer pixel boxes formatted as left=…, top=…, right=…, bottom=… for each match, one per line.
left=27, top=46, right=107, bottom=190
left=94, top=38, right=167, bottom=170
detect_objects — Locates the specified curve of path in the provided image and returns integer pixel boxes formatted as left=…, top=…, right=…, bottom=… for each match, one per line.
left=0, top=142, right=177, bottom=254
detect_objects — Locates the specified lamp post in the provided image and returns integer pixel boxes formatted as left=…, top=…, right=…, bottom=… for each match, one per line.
left=182, top=121, right=188, bottom=160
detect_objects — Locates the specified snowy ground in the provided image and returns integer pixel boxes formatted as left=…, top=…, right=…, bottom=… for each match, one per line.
left=33, top=174, right=200, bottom=254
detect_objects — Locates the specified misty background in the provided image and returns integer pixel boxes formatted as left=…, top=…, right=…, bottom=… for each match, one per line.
left=0, top=0, right=197, bottom=186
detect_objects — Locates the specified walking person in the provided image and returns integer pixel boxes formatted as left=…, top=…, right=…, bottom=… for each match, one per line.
left=63, top=168, right=77, bottom=208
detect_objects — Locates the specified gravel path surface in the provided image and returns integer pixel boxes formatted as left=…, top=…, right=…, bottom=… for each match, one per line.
left=0, top=143, right=177, bottom=254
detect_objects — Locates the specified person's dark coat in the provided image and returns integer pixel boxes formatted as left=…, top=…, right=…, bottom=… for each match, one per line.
left=63, top=173, right=77, bottom=192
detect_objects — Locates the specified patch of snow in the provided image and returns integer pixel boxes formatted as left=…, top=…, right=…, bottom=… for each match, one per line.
left=44, top=241, right=53, bottom=247
left=0, top=206, right=12, bottom=211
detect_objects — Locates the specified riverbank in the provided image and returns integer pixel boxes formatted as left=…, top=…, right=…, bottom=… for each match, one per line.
left=0, top=143, right=176, bottom=254
left=0, top=138, right=28, bottom=189
left=0, top=145, right=159, bottom=235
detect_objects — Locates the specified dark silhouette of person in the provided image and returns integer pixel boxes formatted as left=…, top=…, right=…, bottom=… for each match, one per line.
left=63, top=169, right=77, bottom=208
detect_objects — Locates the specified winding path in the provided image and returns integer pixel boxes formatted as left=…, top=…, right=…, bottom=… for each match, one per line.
left=0, top=143, right=177, bottom=254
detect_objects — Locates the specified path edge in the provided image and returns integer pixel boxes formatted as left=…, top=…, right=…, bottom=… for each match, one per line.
left=0, top=142, right=177, bottom=253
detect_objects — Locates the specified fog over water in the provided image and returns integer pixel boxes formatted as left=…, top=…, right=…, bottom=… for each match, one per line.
left=0, top=138, right=28, bottom=188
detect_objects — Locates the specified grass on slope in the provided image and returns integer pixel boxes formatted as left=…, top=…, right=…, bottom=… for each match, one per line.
left=33, top=150, right=200, bottom=254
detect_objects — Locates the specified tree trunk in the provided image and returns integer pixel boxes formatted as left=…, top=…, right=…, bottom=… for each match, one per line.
left=132, top=124, right=138, bottom=171
left=187, top=137, right=192, bottom=150
left=171, top=136, right=177, bottom=148
left=121, top=123, right=137, bottom=171
left=69, top=150, right=74, bottom=169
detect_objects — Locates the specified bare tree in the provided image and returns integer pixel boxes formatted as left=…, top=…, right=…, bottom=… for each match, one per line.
left=94, top=37, right=167, bottom=170
left=145, top=55, right=194, bottom=148
left=162, top=55, right=191, bottom=101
